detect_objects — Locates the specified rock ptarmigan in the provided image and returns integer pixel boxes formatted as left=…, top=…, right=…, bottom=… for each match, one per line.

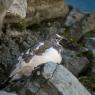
left=10, top=34, right=63, bottom=80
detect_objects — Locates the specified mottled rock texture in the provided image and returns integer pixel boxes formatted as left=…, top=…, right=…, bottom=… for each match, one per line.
left=7, top=0, right=27, bottom=18
left=0, top=0, right=14, bottom=28
left=0, top=91, right=17, bottom=95
left=5, top=62, right=91, bottom=95
left=0, top=0, right=95, bottom=94
left=25, top=0, right=69, bottom=25
left=62, top=48, right=89, bottom=76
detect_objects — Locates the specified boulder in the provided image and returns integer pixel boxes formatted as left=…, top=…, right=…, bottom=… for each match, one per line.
left=65, top=9, right=85, bottom=27
left=0, top=91, right=17, bottom=95
left=7, top=0, right=27, bottom=19
left=1, top=63, right=91, bottom=95
left=62, top=48, right=89, bottom=76
left=64, top=9, right=85, bottom=41
left=25, top=62, right=91, bottom=95
left=82, top=15, right=95, bottom=33
left=5, top=0, right=27, bottom=23
left=82, top=32, right=95, bottom=76
left=26, top=0, right=69, bottom=25
left=79, top=76, right=95, bottom=95
left=0, top=0, right=14, bottom=28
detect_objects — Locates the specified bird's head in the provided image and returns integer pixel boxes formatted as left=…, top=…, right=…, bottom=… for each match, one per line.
left=55, top=34, right=63, bottom=44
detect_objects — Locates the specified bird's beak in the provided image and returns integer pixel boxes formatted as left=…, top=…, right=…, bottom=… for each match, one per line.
left=56, top=34, right=63, bottom=42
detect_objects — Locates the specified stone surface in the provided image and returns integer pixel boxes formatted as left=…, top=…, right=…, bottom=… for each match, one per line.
left=82, top=32, right=95, bottom=76
left=36, top=62, right=91, bottom=95
left=3, top=0, right=69, bottom=26
left=65, top=9, right=85, bottom=27
left=0, top=0, right=14, bottom=28
left=4, top=0, right=27, bottom=24
left=5, top=62, right=91, bottom=95
left=0, top=1, right=94, bottom=94
left=64, top=9, right=86, bottom=41
left=62, top=48, right=89, bottom=76
left=82, top=15, right=95, bottom=33
left=0, top=91, right=17, bottom=95
left=49, top=63, right=91, bottom=95
left=7, top=0, right=27, bottom=19
left=26, top=0, right=69, bottom=25
left=79, top=76, right=95, bottom=93
left=25, top=62, right=91, bottom=95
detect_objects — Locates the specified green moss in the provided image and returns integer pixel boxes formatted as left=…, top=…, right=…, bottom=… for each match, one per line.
left=82, top=50, right=93, bottom=60
left=63, top=28, right=84, bottom=49
left=7, top=18, right=27, bottom=31
left=14, top=19, right=26, bottom=31
left=79, top=77, right=95, bottom=91
left=83, top=31, right=95, bottom=38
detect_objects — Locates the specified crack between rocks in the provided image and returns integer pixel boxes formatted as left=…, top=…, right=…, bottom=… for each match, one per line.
left=34, top=63, right=59, bottom=95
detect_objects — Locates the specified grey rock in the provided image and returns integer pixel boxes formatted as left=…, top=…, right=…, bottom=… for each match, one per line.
left=65, top=9, right=85, bottom=27
left=82, top=15, right=95, bottom=34
left=79, top=76, right=95, bottom=94
left=64, top=9, right=86, bottom=40
left=84, top=37, right=95, bottom=49
left=0, top=32, right=20, bottom=82
left=82, top=32, right=95, bottom=76
left=48, top=63, right=91, bottom=95
left=6, top=62, right=91, bottom=95
left=62, top=48, right=89, bottom=76
left=42, top=62, right=57, bottom=79
left=0, top=91, right=17, bottom=95
left=26, top=0, right=69, bottom=25
left=7, top=0, right=27, bottom=19
left=25, top=62, right=91, bottom=95
left=0, top=0, right=14, bottom=28
left=91, top=49, right=95, bottom=75
left=92, top=92, right=95, bottom=95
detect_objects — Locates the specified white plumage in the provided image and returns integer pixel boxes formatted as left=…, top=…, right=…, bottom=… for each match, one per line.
left=10, top=34, right=63, bottom=80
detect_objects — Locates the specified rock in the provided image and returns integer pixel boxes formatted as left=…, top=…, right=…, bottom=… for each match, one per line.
left=64, top=9, right=95, bottom=42
left=84, top=36, right=95, bottom=49
left=82, top=15, right=95, bottom=34
left=7, top=62, right=91, bottom=95
left=65, top=9, right=85, bottom=27
left=92, top=50, right=95, bottom=75
left=5, top=0, right=27, bottom=23
left=0, top=91, right=17, bottom=95
left=92, top=92, right=95, bottom=95
left=7, top=0, right=27, bottom=18
left=27, top=62, right=91, bottom=95
left=26, top=0, right=69, bottom=25
left=64, top=9, right=86, bottom=41
left=62, top=48, right=89, bottom=76
left=79, top=76, right=95, bottom=94
left=3, top=0, right=69, bottom=27
left=83, top=34, right=95, bottom=76
left=48, top=63, right=91, bottom=95
left=0, top=32, right=20, bottom=82
left=0, top=0, right=14, bottom=28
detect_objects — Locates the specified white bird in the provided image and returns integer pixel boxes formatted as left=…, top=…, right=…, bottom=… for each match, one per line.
left=10, top=34, right=63, bottom=80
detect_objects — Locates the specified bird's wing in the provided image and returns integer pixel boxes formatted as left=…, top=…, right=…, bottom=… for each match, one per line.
left=10, top=42, right=45, bottom=77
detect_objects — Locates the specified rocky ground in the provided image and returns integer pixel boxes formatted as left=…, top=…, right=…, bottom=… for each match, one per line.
left=0, top=0, right=95, bottom=95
